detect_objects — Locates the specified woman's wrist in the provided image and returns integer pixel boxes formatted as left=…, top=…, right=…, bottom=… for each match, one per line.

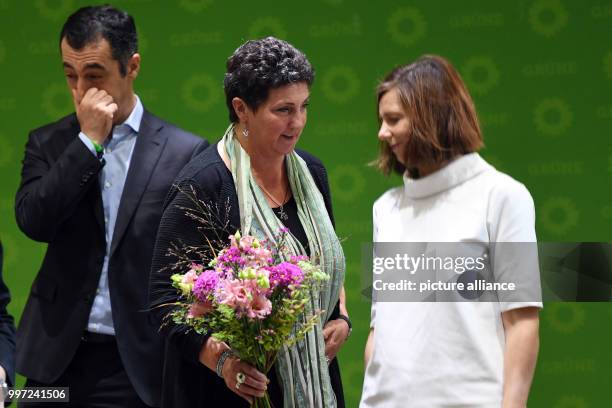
left=216, top=349, right=234, bottom=378
left=337, top=314, right=352, bottom=338
left=199, top=337, right=230, bottom=372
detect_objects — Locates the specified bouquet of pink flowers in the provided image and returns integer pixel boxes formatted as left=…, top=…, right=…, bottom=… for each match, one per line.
left=169, top=228, right=329, bottom=407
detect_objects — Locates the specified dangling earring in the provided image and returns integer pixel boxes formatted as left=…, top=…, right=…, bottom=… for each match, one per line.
left=242, top=126, right=249, bottom=138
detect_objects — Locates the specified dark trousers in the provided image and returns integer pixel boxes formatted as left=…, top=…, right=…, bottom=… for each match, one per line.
left=20, top=332, right=149, bottom=408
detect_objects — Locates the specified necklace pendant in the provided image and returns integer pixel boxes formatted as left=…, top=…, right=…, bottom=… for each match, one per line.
left=279, top=208, right=289, bottom=221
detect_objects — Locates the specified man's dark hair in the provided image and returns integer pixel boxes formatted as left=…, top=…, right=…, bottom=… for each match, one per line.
left=59, top=5, right=138, bottom=76
left=224, top=36, right=314, bottom=123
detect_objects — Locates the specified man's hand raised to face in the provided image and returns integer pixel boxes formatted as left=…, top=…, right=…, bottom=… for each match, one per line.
left=73, top=87, right=118, bottom=145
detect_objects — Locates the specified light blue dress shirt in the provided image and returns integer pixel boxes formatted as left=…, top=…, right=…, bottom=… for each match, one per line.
left=78, top=96, right=143, bottom=335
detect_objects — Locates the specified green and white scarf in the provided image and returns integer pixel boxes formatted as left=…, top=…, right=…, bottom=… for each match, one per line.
left=222, top=124, right=345, bottom=408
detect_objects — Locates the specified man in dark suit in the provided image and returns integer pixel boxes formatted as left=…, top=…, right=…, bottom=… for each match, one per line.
left=0, top=241, right=16, bottom=407
left=14, top=5, right=208, bottom=407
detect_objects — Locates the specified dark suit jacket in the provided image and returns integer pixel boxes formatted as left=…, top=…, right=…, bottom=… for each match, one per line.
left=149, top=145, right=344, bottom=408
left=15, top=110, right=208, bottom=407
left=0, top=242, right=16, bottom=388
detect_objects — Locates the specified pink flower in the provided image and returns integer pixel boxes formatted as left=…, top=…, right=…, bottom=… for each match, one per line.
left=269, top=262, right=304, bottom=289
left=216, top=279, right=250, bottom=308
left=247, top=293, right=272, bottom=319
left=252, top=247, right=272, bottom=264
left=182, top=269, right=198, bottom=285
left=239, top=235, right=255, bottom=250
left=183, top=262, right=205, bottom=285
left=215, top=278, right=273, bottom=320
left=217, top=247, right=246, bottom=269
left=187, top=300, right=213, bottom=318
left=193, top=270, right=219, bottom=302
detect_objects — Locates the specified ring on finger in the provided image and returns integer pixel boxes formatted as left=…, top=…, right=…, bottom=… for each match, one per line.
left=236, top=372, right=246, bottom=384
left=235, top=382, right=241, bottom=390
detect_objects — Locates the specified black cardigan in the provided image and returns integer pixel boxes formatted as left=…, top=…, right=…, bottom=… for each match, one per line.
left=149, top=144, right=344, bottom=407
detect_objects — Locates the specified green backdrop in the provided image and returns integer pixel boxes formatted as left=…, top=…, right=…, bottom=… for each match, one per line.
left=1, top=0, right=611, bottom=406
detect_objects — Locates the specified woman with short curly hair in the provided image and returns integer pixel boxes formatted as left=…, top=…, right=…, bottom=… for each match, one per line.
left=150, top=37, right=348, bottom=407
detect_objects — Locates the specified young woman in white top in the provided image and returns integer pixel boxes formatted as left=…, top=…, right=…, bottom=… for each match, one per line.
left=360, top=55, right=541, bottom=408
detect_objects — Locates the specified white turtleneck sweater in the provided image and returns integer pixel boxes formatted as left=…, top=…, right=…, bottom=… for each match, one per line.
left=360, top=153, right=542, bottom=408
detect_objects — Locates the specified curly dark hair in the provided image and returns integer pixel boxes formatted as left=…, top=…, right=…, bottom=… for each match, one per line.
left=60, top=5, right=138, bottom=77
left=224, top=37, right=314, bottom=123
